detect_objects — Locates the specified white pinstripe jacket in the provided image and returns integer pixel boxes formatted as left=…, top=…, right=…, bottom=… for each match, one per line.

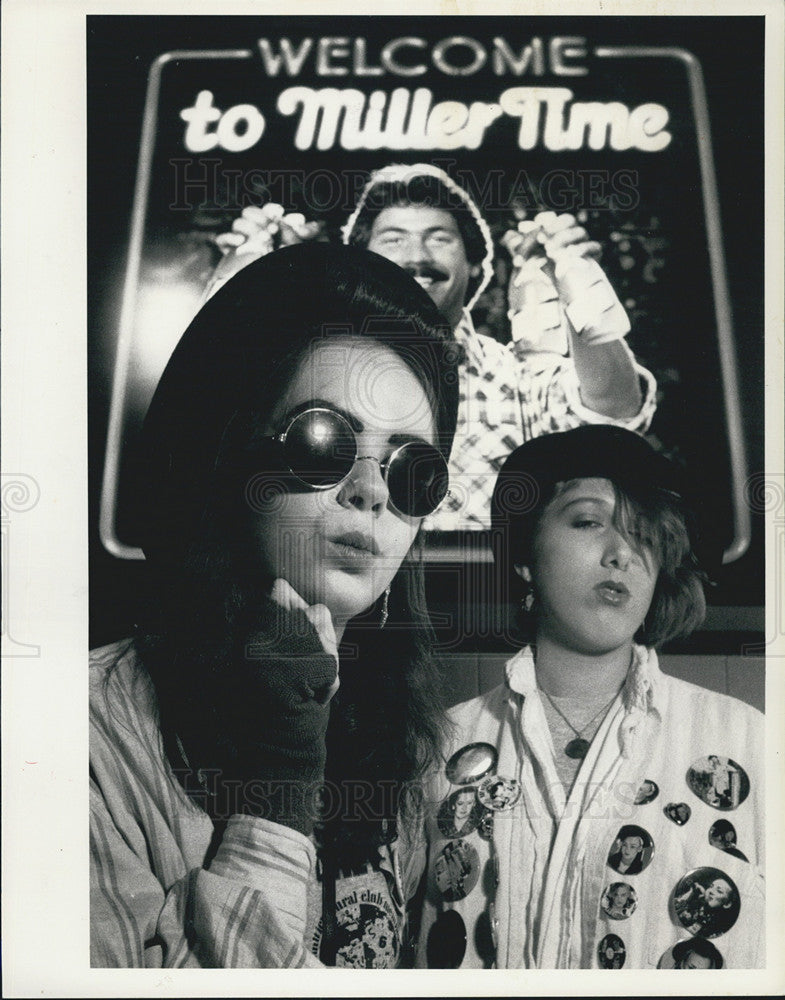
left=90, top=642, right=406, bottom=968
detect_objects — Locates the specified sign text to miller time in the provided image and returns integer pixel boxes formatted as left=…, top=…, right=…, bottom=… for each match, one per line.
left=179, top=36, right=673, bottom=154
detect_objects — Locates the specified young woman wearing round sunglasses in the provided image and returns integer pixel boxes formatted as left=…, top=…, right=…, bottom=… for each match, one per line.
left=90, top=243, right=459, bottom=968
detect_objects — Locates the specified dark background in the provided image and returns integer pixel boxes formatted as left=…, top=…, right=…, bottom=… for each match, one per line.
left=88, top=15, right=766, bottom=652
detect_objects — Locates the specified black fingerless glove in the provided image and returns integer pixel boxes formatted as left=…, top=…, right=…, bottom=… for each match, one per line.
left=179, top=598, right=337, bottom=836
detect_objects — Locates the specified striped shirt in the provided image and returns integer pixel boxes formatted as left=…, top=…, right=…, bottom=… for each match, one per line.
left=90, top=642, right=410, bottom=968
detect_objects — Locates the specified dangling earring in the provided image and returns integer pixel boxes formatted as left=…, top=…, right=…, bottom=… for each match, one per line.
left=379, top=587, right=390, bottom=629
left=515, top=565, right=535, bottom=614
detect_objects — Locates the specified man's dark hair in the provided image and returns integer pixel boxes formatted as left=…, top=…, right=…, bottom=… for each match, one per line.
left=346, top=174, right=488, bottom=304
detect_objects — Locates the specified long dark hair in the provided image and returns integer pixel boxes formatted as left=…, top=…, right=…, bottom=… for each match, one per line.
left=131, top=243, right=460, bottom=861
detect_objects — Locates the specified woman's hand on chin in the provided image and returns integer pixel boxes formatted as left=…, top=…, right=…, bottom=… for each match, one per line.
left=270, top=577, right=339, bottom=701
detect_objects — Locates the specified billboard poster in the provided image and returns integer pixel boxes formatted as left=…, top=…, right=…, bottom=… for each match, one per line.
left=92, top=16, right=760, bottom=583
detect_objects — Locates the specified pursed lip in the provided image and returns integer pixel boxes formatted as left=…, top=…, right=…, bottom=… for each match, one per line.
left=328, top=531, right=380, bottom=557
left=595, top=579, right=631, bottom=604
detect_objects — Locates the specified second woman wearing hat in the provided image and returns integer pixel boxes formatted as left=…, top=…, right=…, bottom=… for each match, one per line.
left=415, top=425, right=764, bottom=969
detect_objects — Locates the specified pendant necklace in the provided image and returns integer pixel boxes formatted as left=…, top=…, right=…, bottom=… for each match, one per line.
left=540, top=688, right=618, bottom=759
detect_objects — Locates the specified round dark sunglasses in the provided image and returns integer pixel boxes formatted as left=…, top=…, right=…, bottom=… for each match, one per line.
left=265, top=407, right=449, bottom=518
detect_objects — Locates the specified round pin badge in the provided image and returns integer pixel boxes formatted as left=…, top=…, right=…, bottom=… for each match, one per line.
left=657, top=937, right=725, bottom=969
left=477, top=774, right=521, bottom=812
left=606, top=824, right=654, bottom=875
left=597, top=933, right=626, bottom=969
left=426, top=909, right=467, bottom=968
left=708, top=818, right=745, bottom=857
left=437, top=787, right=481, bottom=839
left=686, top=754, right=750, bottom=811
left=601, top=882, right=638, bottom=920
left=433, top=839, right=481, bottom=902
left=672, top=866, right=740, bottom=938
left=633, top=779, right=659, bottom=805
left=445, top=742, right=498, bottom=785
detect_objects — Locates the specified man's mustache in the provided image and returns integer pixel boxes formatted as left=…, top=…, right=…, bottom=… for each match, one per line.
left=403, top=263, right=449, bottom=282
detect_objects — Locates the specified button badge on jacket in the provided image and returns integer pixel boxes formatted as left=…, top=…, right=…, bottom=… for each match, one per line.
left=437, top=787, right=482, bottom=839
left=657, top=937, right=725, bottom=968
left=477, top=774, right=521, bottom=812
left=633, top=779, right=659, bottom=805
left=664, top=802, right=691, bottom=826
left=606, top=824, right=655, bottom=875
left=597, top=933, right=626, bottom=968
left=686, top=754, right=750, bottom=811
left=433, top=839, right=481, bottom=902
left=708, top=819, right=748, bottom=862
left=601, top=882, right=638, bottom=920
left=426, top=909, right=467, bottom=968
left=672, top=866, right=741, bottom=938
left=445, top=742, right=498, bottom=785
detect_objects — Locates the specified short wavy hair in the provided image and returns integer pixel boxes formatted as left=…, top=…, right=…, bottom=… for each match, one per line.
left=508, top=477, right=707, bottom=649
left=491, top=426, right=710, bottom=650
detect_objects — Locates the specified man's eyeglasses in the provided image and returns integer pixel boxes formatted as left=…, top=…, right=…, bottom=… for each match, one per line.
left=263, top=407, right=449, bottom=518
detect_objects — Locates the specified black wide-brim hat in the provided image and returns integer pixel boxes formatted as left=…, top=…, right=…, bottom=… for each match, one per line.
left=134, top=241, right=458, bottom=564
left=490, top=425, right=716, bottom=580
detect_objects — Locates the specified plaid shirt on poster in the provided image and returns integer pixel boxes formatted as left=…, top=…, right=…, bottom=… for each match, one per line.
left=422, top=312, right=658, bottom=532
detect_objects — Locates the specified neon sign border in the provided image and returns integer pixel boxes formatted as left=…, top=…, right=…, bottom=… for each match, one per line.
left=98, top=44, right=750, bottom=565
